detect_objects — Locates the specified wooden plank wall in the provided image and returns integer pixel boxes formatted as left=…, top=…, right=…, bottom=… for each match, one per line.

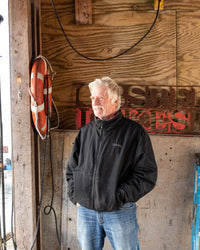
left=40, top=0, right=200, bottom=132
left=41, top=0, right=177, bottom=129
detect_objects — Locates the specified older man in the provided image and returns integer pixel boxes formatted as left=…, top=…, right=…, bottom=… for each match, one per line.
left=66, top=77, right=157, bottom=250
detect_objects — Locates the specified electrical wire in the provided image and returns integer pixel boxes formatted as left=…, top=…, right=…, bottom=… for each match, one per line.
left=30, top=123, right=49, bottom=250
left=11, top=183, right=17, bottom=250
left=44, top=77, right=61, bottom=249
left=43, top=131, right=61, bottom=248
left=51, top=0, right=161, bottom=61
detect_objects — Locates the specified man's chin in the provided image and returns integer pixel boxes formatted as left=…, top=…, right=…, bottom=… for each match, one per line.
left=94, top=112, right=103, bottom=119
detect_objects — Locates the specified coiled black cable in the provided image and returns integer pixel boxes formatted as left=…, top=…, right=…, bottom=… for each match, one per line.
left=51, top=0, right=161, bottom=61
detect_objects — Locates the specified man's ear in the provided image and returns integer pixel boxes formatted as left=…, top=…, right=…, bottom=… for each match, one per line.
left=114, top=99, right=119, bottom=109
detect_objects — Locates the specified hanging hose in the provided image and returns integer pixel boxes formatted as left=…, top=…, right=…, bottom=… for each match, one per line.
left=43, top=131, right=61, bottom=248
left=11, top=184, right=17, bottom=250
left=0, top=33, right=7, bottom=249
left=30, top=75, right=61, bottom=250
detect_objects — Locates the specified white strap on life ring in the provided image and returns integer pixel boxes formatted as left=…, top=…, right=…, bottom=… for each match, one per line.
left=43, top=86, right=52, bottom=95
left=29, top=88, right=46, bottom=140
left=29, top=55, right=59, bottom=139
left=31, top=72, right=44, bottom=82
left=31, top=103, right=45, bottom=113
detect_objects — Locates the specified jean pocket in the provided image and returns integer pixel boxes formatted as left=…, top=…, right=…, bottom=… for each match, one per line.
left=119, top=202, right=136, bottom=210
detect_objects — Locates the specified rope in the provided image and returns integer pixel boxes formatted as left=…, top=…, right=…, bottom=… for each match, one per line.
left=51, top=0, right=161, bottom=61
left=50, top=99, right=60, bottom=131
left=35, top=55, right=56, bottom=80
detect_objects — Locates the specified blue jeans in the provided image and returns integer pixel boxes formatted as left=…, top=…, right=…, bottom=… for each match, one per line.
left=77, top=203, right=140, bottom=250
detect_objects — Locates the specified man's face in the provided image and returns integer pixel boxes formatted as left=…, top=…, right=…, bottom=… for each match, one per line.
left=90, top=85, right=117, bottom=120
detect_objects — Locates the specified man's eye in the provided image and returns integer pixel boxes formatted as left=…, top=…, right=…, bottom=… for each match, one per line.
left=90, top=96, right=104, bottom=101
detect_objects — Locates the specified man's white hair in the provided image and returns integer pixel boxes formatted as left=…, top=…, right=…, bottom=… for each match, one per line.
left=88, top=77, right=122, bottom=110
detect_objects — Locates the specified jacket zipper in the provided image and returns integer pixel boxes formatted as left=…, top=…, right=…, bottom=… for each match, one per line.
left=92, top=125, right=103, bottom=208
left=99, top=125, right=102, bottom=136
left=97, top=125, right=103, bottom=159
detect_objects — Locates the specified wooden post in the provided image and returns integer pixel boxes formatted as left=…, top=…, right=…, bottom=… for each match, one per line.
left=9, top=0, right=37, bottom=249
left=75, top=0, right=92, bottom=24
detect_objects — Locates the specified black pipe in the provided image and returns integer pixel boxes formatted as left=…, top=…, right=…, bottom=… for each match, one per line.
left=0, top=15, right=3, bottom=23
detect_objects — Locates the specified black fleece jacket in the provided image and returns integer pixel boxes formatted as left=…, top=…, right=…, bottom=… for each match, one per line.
left=66, top=111, right=157, bottom=212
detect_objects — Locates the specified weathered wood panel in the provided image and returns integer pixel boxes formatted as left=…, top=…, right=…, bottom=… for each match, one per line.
left=164, top=0, right=200, bottom=11
left=137, top=135, right=197, bottom=250
left=43, top=0, right=200, bottom=14
left=41, top=130, right=200, bottom=249
left=61, top=131, right=79, bottom=249
left=91, top=0, right=200, bottom=12
left=9, top=0, right=37, bottom=249
left=40, top=131, right=65, bottom=250
left=41, top=0, right=176, bottom=129
left=75, top=0, right=92, bottom=24
left=177, top=10, right=200, bottom=86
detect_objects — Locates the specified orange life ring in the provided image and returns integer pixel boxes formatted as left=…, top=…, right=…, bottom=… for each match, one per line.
left=30, top=56, right=52, bottom=138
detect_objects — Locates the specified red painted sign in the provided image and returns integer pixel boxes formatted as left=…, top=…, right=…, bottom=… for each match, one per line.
left=76, top=84, right=200, bottom=135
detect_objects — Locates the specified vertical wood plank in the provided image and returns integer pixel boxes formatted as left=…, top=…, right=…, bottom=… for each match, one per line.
left=40, top=131, right=65, bottom=250
left=177, top=10, right=200, bottom=86
left=75, top=0, right=92, bottom=24
left=9, top=0, right=37, bottom=248
left=61, top=131, right=79, bottom=249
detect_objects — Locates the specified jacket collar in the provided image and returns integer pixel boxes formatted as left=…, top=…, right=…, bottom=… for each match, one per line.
left=94, top=110, right=123, bottom=132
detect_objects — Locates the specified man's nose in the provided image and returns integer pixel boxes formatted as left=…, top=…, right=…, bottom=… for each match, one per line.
left=93, top=97, right=100, bottom=105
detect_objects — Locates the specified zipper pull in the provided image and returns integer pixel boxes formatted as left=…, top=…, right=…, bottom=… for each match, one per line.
left=100, top=125, right=103, bottom=136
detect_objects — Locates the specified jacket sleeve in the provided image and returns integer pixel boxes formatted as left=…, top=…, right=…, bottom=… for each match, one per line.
left=66, top=131, right=81, bottom=204
left=117, top=129, right=157, bottom=204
